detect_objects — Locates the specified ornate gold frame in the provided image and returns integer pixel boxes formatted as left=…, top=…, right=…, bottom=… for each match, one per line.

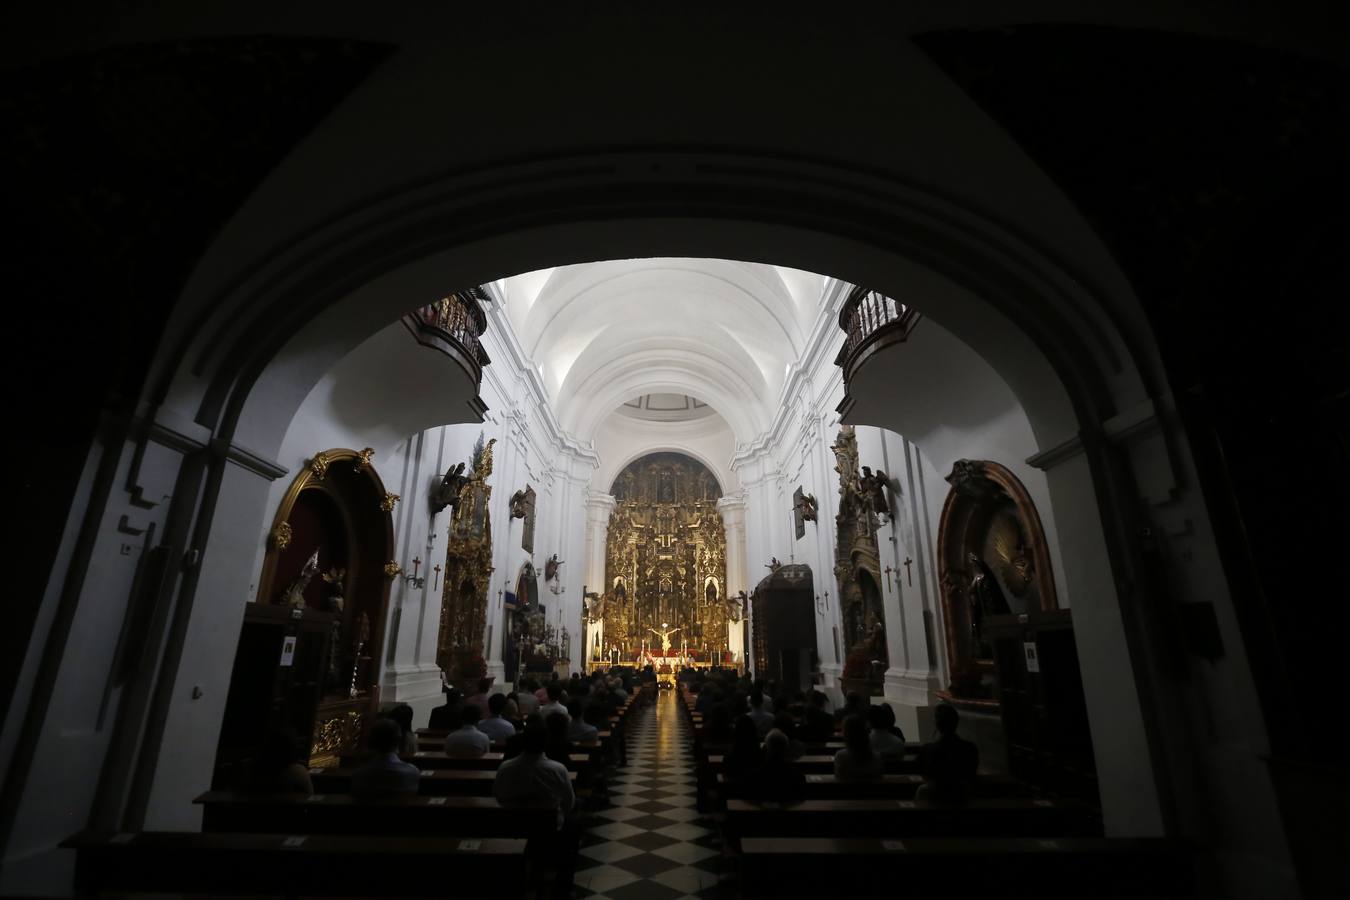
left=936, top=459, right=1058, bottom=698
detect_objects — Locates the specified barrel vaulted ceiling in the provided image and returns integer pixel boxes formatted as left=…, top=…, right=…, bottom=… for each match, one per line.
left=498, top=259, right=827, bottom=444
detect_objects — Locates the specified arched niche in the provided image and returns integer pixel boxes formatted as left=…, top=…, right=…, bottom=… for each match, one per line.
left=244, top=446, right=396, bottom=765
left=937, top=459, right=1058, bottom=700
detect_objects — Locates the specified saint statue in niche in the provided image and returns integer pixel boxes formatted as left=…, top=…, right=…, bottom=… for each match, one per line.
left=282, top=548, right=320, bottom=608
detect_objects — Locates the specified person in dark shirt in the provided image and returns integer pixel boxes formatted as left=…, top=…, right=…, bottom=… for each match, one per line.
left=241, top=725, right=313, bottom=795
left=799, top=690, right=836, bottom=743
left=725, top=715, right=763, bottom=782
left=744, top=728, right=806, bottom=804
left=771, top=713, right=806, bottom=759
left=917, top=702, right=979, bottom=806
left=543, top=711, right=574, bottom=767
left=428, top=686, right=463, bottom=731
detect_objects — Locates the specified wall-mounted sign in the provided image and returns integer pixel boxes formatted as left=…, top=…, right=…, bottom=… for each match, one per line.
left=280, top=635, right=297, bottom=667
left=1023, top=641, right=1040, bottom=673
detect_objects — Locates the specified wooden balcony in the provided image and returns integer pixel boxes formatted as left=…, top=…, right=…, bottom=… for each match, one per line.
left=834, top=285, right=921, bottom=417
left=402, top=287, right=492, bottom=396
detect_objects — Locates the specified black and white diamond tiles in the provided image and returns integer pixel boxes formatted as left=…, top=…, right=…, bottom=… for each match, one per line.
left=573, top=691, right=729, bottom=899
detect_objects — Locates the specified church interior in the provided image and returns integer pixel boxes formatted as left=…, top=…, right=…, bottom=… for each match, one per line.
left=5, top=6, right=1348, bottom=899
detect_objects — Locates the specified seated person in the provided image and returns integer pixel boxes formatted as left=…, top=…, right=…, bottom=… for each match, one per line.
left=799, top=690, right=836, bottom=743
left=351, top=718, right=420, bottom=798
left=494, top=719, right=575, bottom=829
left=241, top=725, right=313, bottom=795
left=747, top=690, right=775, bottom=736
left=427, top=686, right=463, bottom=730
left=503, top=713, right=544, bottom=760
left=477, top=691, right=518, bottom=743
left=566, top=698, right=599, bottom=744
left=502, top=695, right=524, bottom=731
left=771, top=713, right=806, bottom=760
left=443, top=704, right=491, bottom=757
left=835, top=690, right=868, bottom=723
left=543, top=711, right=575, bottom=767
left=868, top=703, right=907, bottom=759
left=916, top=702, right=979, bottom=806
left=833, top=713, right=883, bottom=780
left=539, top=681, right=569, bottom=720
left=743, top=728, right=806, bottom=804
left=466, top=677, right=493, bottom=717
left=515, top=679, right=541, bottom=717
left=384, top=703, right=417, bottom=755
left=725, top=715, right=763, bottom=782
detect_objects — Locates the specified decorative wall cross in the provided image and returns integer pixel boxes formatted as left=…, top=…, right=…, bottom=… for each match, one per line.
left=432, top=564, right=441, bottom=591
left=903, top=557, right=913, bottom=586
left=411, top=557, right=421, bottom=578
left=884, top=565, right=894, bottom=591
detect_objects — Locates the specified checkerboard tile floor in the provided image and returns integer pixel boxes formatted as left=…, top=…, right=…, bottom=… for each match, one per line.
left=573, top=691, right=731, bottom=899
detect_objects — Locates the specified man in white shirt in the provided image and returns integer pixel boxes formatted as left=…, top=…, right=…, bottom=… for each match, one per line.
left=351, top=719, right=421, bottom=798
left=868, top=703, right=907, bottom=759
left=477, top=692, right=518, bottom=744
left=538, top=681, right=568, bottom=720
left=443, top=705, right=491, bottom=757
left=494, top=721, right=574, bottom=829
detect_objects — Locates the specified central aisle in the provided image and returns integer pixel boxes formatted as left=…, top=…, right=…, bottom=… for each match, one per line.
left=574, top=690, right=727, bottom=898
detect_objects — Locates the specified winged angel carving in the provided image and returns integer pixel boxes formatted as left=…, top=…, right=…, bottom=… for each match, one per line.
left=988, top=513, right=1035, bottom=605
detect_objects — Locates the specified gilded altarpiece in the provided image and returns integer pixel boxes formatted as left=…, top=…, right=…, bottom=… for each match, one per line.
left=832, top=427, right=889, bottom=690
left=436, top=437, right=496, bottom=676
left=600, top=453, right=730, bottom=660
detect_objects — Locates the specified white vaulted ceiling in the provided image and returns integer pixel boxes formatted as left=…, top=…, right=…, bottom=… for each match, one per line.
left=499, top=258, right=825, bottom=444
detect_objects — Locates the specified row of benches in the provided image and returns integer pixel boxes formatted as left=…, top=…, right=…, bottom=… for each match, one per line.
left=64, top=684, right=653, bottom=897
left=676, top=685, right=1196, bottom=898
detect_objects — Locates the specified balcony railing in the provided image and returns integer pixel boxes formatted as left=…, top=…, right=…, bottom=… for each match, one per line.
left=403, top=287, right=492, bottom=405
left=834, top=284, right=921, bottom=416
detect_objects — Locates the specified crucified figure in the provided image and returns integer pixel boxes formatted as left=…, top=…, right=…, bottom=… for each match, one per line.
left=649, top=624, right=681, bottom=653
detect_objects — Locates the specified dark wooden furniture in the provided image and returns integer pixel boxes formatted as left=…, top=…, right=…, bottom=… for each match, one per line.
left=62, top=830, right=527, bottom=898
left=195, top=791, right=554, bottom=840
left=987, top=608, right=1098, bottom=804
left=739, top=836, right=1193, bottom=899
left=724, top=797, right=1101, bottom=840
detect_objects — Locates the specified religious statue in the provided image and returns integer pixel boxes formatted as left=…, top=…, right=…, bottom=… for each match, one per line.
left=859, top=466, right=891, bottom=523
left=321, top=566, right=346, bottom=687
left=798, top=491, right=818, bottom=522
left=509, top=487, right=529, bottom=520
left=649, top=623, right=681, bottom=653
left=430, top=462, right=469, bottom=515
left=767, top=557, right=782, bottom=571
left=967, top=551, right=1011, bottom=655
left=545, top=554, right=563, bottom=595
left=281, top=548, right=320, bottom=608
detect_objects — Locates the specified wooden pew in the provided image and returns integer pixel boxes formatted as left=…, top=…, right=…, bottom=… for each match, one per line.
left=739, top=836, right=1194, bottom=899
left=63, top=830, right=528, bottom=899
left=311, top=767, right=577, bottom=796
left=717, top=772, right=1028, bottom=801
left=195, top=791, right=555, bottom=840
left=724, top=797, right=1101, bottom=841
left=707, top=754, right=922, bottom=775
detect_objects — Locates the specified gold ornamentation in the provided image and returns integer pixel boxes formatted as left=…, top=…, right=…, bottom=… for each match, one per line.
left=381, top=492, right=401, bottom=512
left=354, top=447, right=375, bottom=472
left=310, top=709, right=364, bottom=766
left=384, top=561, right=402, bottom=579
left=271, top=521, right=293, bottom=551
left=832, top=426, right=887, bottom=671
left=437, top=432, right=497, bottom=669
left=600, top=452, right=728, bottom=661
left=309, top=452, right=334, bottom=481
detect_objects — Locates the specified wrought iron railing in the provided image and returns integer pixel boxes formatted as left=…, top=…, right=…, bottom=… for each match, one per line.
left=404, top=286, right=492, bottom=388
left=834, top=284, right=921, bottom=415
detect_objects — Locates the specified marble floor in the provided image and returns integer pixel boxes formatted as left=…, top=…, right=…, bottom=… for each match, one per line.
left=572, top=690, right=730, bottom=899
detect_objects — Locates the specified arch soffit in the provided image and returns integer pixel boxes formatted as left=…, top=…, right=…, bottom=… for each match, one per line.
left=174, top=155, right=1151, bottom=461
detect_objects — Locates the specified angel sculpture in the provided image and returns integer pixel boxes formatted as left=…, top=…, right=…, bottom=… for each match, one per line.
left=508, top=487, right=530, bottom=520
left=990, top=514, right=1035, bottom=604
left=430, top=462, right=469, bottom=515
left=281, top=548, right=320, bottom=609
left=859, top=466, right=891, bottom=522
